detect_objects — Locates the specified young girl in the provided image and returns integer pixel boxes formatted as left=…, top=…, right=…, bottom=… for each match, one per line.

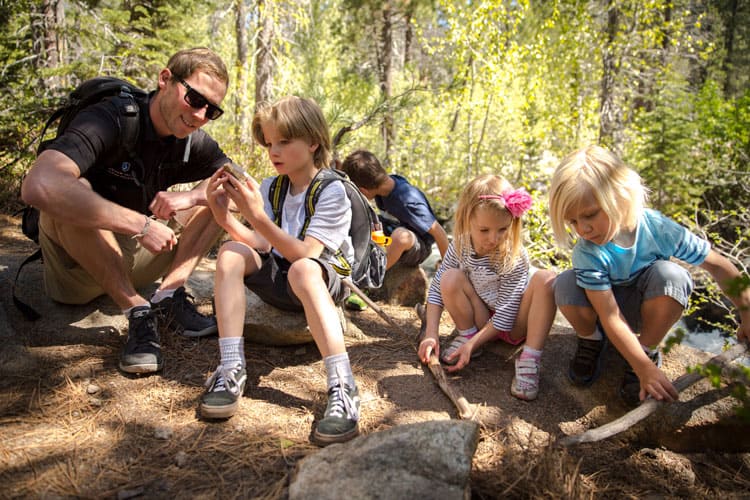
left=549, top=145, right=750, bottom=406
left=418, top=174, right=557, bottom=401
left=201, top=96, right=361, bottom=445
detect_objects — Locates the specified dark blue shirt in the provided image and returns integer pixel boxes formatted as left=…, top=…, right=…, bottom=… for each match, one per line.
left=375, top=174, right=437, bottom=247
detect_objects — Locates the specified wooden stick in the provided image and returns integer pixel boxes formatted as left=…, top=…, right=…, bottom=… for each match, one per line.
left=559, top=341, right=749, bottom=446
left=343, top=280, right=475, bottom=419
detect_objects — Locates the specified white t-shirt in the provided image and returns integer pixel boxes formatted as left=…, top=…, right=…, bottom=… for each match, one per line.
left=260, top=175, right=354, bottom=269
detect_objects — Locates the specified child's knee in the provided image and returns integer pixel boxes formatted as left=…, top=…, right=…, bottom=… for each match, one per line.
left=287, top=258, right=323, bottom=288
left=554, top=269, right=587, bottom=306
left=391, top=227, right=416, bottom=249
left=440, top=268, right=468, bottom=292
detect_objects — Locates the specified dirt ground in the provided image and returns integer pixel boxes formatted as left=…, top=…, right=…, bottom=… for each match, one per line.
left=1, top=212, right=749, bottom=499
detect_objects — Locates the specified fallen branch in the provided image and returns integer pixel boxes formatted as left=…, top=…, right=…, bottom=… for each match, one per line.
left=559, top=341, right=749, bottom=446
left=342, top=281, right=475, bottom=419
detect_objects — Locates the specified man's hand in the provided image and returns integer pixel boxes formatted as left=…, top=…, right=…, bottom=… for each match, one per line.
left=149, top=190, right=197, bottom=220
left=136, top=218, right=178, bottom=254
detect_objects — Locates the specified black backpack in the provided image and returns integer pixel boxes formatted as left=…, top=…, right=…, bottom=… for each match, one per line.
left=268, top=168, right=387, bottom=290
left=13, top=77, right=147, bottom=320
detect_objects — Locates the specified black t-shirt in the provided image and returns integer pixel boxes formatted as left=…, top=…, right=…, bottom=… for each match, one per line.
left=39, top=92, right=229, bottom=215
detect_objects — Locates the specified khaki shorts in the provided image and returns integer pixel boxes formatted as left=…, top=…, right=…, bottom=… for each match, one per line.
left=38, top=212, right=178, bottom=305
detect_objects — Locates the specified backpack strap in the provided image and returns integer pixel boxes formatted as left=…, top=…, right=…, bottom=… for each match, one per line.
left=269, top=174, right=291, bottom=227
left=266, top=170, right=353, bottom=278
left=12, top=249, right=43, bottom=321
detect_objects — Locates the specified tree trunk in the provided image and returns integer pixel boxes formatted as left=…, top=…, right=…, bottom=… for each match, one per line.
left=235, top=0, right=250, bottom=149
left=598, top=0, right=619, bottom=149
left=379, top=2, right=394, bottom=164
left=722, top=0, right=739, bottom=98
left=255, top=0, right=274, bottom=110
left=32, top=0, right=65, bottom=90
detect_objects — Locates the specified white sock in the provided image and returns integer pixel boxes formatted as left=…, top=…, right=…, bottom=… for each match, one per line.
left=150, top=288, right=176, bottom=304
left=579, top=324, right=603, bottom=341
left=219, top=337, right=245, bottom=368
left=324, top=352, right=355, bottom=390
left=123, top=303, right=150, bottom=318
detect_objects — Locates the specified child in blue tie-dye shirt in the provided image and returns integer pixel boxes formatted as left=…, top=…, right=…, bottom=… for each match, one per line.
left=549, top=145, right=750, bottom=407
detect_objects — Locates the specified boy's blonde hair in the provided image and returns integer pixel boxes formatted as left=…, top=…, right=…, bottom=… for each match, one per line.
left=252, top=96, right=332, bottom=169
left=454, top=174, right=524, bottom=273
left=549, top=145, right=648, bottom=249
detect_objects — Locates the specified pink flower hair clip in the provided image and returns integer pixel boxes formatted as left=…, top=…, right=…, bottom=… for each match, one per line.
left=479, top=188, right=533, bottom=218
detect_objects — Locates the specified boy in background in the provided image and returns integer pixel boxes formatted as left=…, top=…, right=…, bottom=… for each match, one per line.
left=341, top=150, right=449, bottom=310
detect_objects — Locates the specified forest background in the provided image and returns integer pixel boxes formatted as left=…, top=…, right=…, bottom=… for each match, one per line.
left=0, top=0, right=748, bottom=337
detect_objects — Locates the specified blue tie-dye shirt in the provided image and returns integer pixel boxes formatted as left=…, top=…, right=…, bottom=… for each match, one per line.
left=572, top=209, right=710, bottom=291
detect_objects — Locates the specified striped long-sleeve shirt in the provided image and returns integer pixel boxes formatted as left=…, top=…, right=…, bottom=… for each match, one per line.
left=572, top=208, right=710, bottom=290
left=427, top=242, right=530, bottom=332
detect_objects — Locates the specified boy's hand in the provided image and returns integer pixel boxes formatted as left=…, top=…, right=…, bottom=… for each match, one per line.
left=637, top=364, right=679, bottom=403
left=222, top=171, right=264, bottom=221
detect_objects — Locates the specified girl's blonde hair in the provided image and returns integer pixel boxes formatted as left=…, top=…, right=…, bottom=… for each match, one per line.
left=251, top=96, right=332, bottom=169
left=549, top=145, right=648, bottom=249
left=454, top=174, right=525, bottom=273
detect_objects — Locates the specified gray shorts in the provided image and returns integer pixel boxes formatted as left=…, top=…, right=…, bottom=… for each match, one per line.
left=398, top=232, right=433, bottom=267
left=554, top=260, right=693, bottom=333
left=244, top=253, right=349, bottom=312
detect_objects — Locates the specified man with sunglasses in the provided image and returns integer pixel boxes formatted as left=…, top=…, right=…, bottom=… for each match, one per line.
left=22, top=47, right=232, bottom=375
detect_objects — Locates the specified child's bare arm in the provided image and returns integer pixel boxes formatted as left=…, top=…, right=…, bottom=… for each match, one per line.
left=428, top=221, right=450, bottom=258
left=586, top=289, right=679, bottom=402
left=418, top=303, right=443, bottom=363
left=699, top=249, right=750, bottom=341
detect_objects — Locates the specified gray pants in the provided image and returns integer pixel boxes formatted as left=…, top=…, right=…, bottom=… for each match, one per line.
left=554, top=260, right=693, bottom=334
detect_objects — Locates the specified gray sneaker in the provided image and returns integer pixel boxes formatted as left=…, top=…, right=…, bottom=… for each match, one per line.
left=119, top=306, right=162, bottom=374
left=313, top=383, right=361, bottom=446
left=151, top=286, right=217, bottom=338
left=200, top=364, right=247, bottom=419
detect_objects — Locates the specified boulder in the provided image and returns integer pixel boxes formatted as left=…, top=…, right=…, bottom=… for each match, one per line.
left=187, top=267, right=363, bottom=346
left=289, top=420, right=479, bottom=500
left=367, top=262, right=428, bottom=307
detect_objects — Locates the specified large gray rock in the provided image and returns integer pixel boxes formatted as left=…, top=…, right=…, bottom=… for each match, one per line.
left=368, top=263, right=428, bottom=307
left=289, top=420, right=479, bottom=500
left=188, top=267, right=362, bottom=346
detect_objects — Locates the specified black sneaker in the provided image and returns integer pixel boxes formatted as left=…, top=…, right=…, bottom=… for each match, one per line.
left=119, top=306, right=162, bottom=374
left=568, top=335, right=607, bottom=386
left=620, top=349, right=663, bottom=407
left=313, top=383, right=361, bottom=446
left=200, top=364, right=247, bottom=419
left=151, top=286, right=217, bottom=338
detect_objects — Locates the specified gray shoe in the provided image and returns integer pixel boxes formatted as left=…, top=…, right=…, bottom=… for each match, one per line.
left=313, top=382, right=361, bottom=446
left=119, top=306, right=162, bottom=374
left=151, top=286, right=217, bottom=338
left=200, top=364, right=247, bottom=419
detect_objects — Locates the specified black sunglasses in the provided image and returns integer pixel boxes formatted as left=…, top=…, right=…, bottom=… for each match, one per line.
left=177, top=78, right=224, bottom=120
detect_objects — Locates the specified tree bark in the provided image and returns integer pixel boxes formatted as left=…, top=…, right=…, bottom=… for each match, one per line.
left=598, top=0, right=619, bottom=149
left=32, top=0, right=65, bottom=90
left=379, top=2, right=394, bottom=164
left=235, top=0, right=250, bottom=148
left=255, top=0, right=274, bottom=110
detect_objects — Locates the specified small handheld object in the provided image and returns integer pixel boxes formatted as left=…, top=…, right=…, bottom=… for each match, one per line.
left=371, top=222, right=392, bottom=246
left=222, top=162, right=249, bottom=180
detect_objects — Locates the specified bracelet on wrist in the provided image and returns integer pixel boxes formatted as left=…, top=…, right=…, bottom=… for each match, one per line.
left=132, top=215, right=152, bottom=239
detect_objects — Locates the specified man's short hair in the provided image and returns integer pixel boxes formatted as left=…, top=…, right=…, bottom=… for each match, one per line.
left=166, top=47, right=229, bottom=86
